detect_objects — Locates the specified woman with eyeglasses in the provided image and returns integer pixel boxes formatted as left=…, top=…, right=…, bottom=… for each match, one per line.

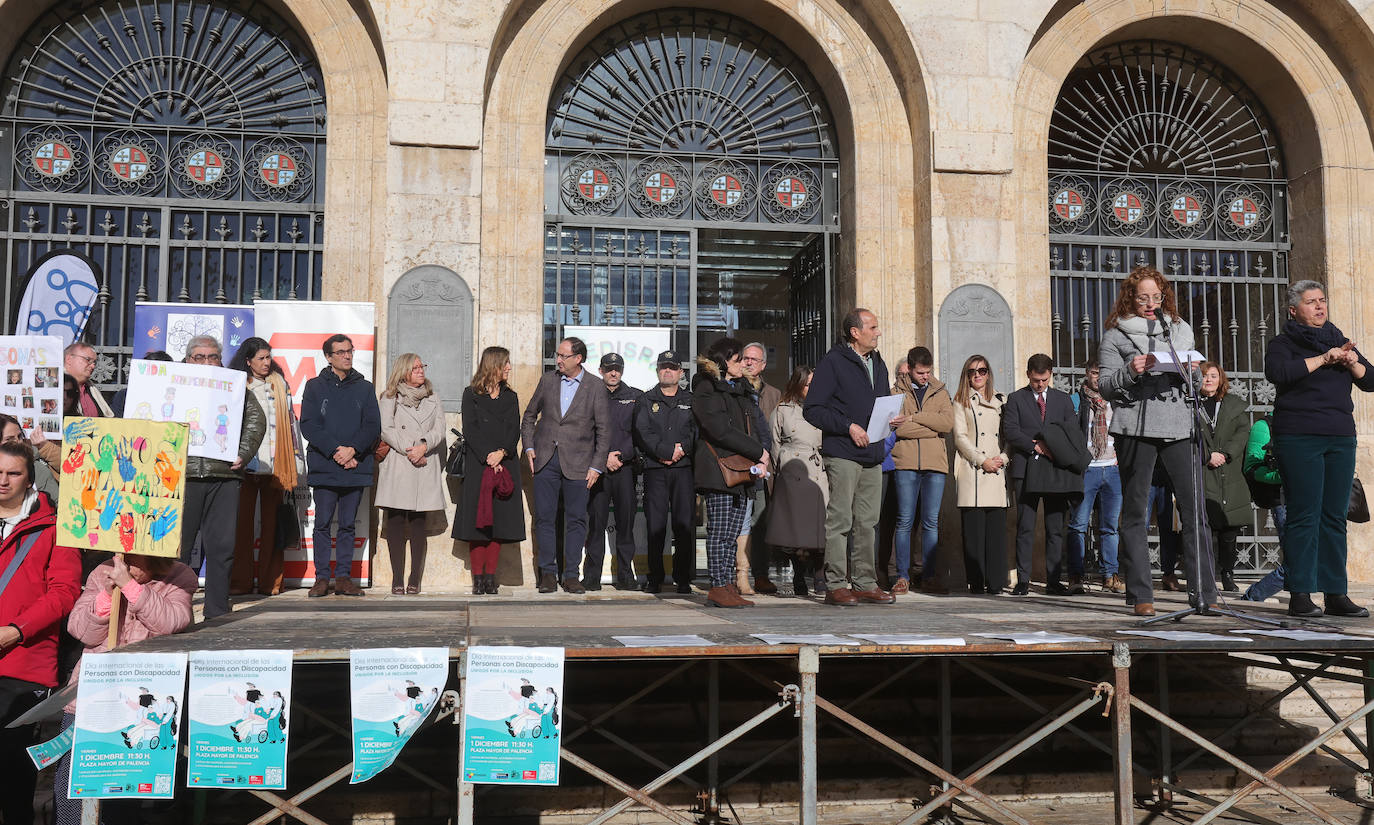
left=374, top=353, right=447, bottom=595
left=1098, top=265, right=1216, bottom=617
left=951, top=355, right=1009, bottom=594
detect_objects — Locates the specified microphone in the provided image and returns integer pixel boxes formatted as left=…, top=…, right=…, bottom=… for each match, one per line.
left=1157, top=314, right=1172, bottom=340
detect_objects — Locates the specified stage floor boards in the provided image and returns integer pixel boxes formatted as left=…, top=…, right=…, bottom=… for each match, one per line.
left=126, top=584, right=1374, bottom=661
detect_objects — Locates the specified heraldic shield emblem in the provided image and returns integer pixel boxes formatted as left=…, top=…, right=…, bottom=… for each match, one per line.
left=187, top=149, right=225, bottom=185
left=259, top=153, right=297, bottom=188
left=1171, top=195, right=1203, bottom=227
left=33, top=140, right=75, bottom=177
left=110, top=145, right=151, bottom=181
left=643, top=171, right=678, bottom=205
left=774, top=177, right=808, bottom=210
left=1112, top=192, right=1144, bottom=225
left=711, top=174, right=743, bottom=207
left=1053, top=188, right=1085, bottom=221
left=578, top=168, right=612, bottom=202
left=1228, top=197, right=1260, bottom=228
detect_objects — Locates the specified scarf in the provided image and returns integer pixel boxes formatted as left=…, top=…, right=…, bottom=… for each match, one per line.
left=1113, top=313, right=1183, bottom=354
left=266, top=372, right=297, bottom=491
left=395, top=382, right=430, bottom=409
left=1283, top=318, right=1348, bottom=353
left=1080, top=382, right=1109, bottom=458
left=476, top=465, right=515, bottom=529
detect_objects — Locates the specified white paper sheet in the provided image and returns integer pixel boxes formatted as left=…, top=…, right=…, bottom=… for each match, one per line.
left=848, top=634, right=967, bottom=647
left=970, top=631, right=1098, bottom=645
left=866, top=394, right=905, bottom=441
left=612, top=635, right=717, bottom=648
left=1232, top=629, right=1353, bottom=642
left=1147, top=349, right=1206, bottom=375
left=751, top=634, right=861, bottom=646
left=1118, top=630, right=1249, bottom=642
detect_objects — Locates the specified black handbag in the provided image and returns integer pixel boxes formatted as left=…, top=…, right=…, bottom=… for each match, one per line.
left=1350, top=476, right=1370, bottom=523
left=445, top=428, right=466, bottom=479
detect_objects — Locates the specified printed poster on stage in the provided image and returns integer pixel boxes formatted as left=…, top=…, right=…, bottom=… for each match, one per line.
left=56, top=417, right=188, bottom=558
left=0, top=335, right=63, bottom=437
left=349, top=648, right=448, bottom=784
left=69, top=652, right=188, bottom=800
left=186, top=650, right=293, bottom=790
left=255, top=300, right=376, bottom=586
left=133, top=301, right=254, bottom=362
left=123, top=359, right=247, bottom=462
left=461, top=646, right=565, bottom=785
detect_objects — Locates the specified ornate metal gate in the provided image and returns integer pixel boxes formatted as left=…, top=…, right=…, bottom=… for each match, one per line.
left=544, top=8, right=840, bottom=369
left=1047, top=40, right=1291, bottom=574
left=1, top=0, right=326, bottom=390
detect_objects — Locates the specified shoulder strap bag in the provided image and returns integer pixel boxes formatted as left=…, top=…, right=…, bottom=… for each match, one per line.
left=704, top=400, right=756, bottom=488
left=0, top=531, right=44, bottom=599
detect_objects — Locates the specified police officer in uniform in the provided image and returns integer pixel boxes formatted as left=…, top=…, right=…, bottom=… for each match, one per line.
left=583, top=353, right=643, bottom=590
left=634, top=351, right=697, bottom=593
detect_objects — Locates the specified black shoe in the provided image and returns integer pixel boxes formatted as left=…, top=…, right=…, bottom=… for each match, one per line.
left=642, top=580, right=662, bottom=594
left=1324, top=593, right=1370, bottom=618
left=1288, top=592, right=1324, bottom=618
left=582, top=580, right=602, bottom=592
left=484, top=574, right=499, bottom=595
left=1221, top=572, right=1237, bottom=593
left=793, top=572, right=809, bottom=597
left=986, top=586, right=1003, bottom=595
left=1046, top=581, right=1072, bottom=596
left=1010, top=582, right=1029, bottom=596
left=676, top=582, right=692, bottom=594
left=562, top=578, right=586, bottom=594
left=615, top=574, right=637, bottom=591
left=537, top=572, right=558, bottom=593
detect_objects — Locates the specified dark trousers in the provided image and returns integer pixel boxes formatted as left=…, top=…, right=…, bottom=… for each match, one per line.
left=1013, top=484, right=1072, bottom=585
left=384, top=508, right=428, bottom=589
left=585, top=468, right=639, bottom=583
left=181, top=477, right=242, bottom=620
left=231, top=473, right=284, bottom=594
left=962, top=507, right=1008, bottom=591
left=1273, top=434, right=1357, bottom=594
left=1118, top=435, right=1217, bottom=605
left=311, top=485, right=364, bottom=581
left=874, top=469, right=898, bottom=583
left=644, top=465, right=695, bottom=585
left=532, top=449, right=591, bottom=578
left=0, top=678, right=44, bottom=825
left=1213, top=526, right=1241, bottom=575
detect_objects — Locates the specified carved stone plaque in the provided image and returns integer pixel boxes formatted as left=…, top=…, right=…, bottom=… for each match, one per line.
left=388, top=265, right=473, bottom=412
left=938, top=284, right=1014, bottom=398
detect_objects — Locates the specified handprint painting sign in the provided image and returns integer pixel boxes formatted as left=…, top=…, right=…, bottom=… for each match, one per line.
left=57, top=417, right=188, bottom=557
left=132, top=301, right=254, bottom=362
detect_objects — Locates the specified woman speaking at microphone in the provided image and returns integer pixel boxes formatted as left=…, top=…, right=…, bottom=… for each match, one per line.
left=1098, top=266, right=1217, bottom=616
left=1264, top=280, right=1374, bottom=618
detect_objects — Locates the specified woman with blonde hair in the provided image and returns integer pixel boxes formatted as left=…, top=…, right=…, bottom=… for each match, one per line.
left=951, top=354, right=1009, bottom=594
left=375, top=353, right=446, bottom=594
left=452, top=347, right=525, bottom=594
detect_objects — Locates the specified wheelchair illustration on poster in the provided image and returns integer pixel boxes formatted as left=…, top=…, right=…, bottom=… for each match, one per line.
left=503, top=680, right=560, bottom=740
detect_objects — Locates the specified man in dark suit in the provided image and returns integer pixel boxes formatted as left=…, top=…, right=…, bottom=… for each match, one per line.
left=1002, top=352, right=1083, bottom=596
left=522, top=336, right=611, bottom=594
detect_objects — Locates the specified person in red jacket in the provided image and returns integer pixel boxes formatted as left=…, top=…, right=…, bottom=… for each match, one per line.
left=0, top=440, right=81, bottom=825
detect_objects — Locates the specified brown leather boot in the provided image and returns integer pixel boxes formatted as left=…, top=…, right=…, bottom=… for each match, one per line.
left=706, top=585, right=753, bottom=608
left=307, top=578, right=330, bottom=598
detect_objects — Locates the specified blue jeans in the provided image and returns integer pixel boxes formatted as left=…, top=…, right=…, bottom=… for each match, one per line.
left=311, top=485, right=363, bottom=580
left=893, top=470, right=946, bottom=580
left=1068, top=464, right=1121, bottom=576
left=1244, top=504, right=1287, bottom=601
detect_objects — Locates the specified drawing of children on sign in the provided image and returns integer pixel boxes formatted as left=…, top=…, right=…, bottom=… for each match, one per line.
left=214, top=404, right=229, bottom=452
left=134, top=401, right=153, bottom=420
left=186, top=408, right=205, bottom=447
left=161, top=388, right=176, bottom=420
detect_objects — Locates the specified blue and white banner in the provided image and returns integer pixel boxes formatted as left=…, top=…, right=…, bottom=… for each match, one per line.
left=17, top=250, right=100, bottom=347
left=132, top=301, right=254, bottom=362
left=461, top=646, right=564, bottom=785
left=69, top=652, right=187, bottom=800
left=26, top=726, right=73, bottom=771
left=186, top=650, right=293, bottom=790
left=349, top=648, right=448, bottom=784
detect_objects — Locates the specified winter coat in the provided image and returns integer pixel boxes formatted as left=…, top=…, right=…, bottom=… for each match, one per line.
left=1265, top=323, right=1374, bottom=437
left=768, top=401, right=827, bottom=549
left=604, top=382, right=643, bottom=465
left=0, top=494, right=80, bottom=687
left=952, top=392, right=1009, bottom=508
left=299, top=367, right=383, bottom=488
left=1098, top=314, right=1201, bottom=441
left=452, top=386, right=526, bottom=543
left=1200, top=393, right=1252, bottom=528
left=1022, top=419, right=1090, bottom=496
left=374, top=391, right=447, bottom=512
left=1243, top=417, right=1281, bottom=487
left=186, top=391, right=266, bottom=480
left=691, top=357, right=766, bottom=494
left=803, top=343, right=890, bottom=466
left=890, top=373, right=954, bottom=473
left=635, top=384, right=695, bottom=470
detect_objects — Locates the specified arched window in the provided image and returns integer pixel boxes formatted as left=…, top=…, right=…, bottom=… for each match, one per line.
left=1, top=0, right=326, bottom=385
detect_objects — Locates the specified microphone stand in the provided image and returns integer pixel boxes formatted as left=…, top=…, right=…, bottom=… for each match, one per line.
left=1139, top=317, right=1286, bottom=628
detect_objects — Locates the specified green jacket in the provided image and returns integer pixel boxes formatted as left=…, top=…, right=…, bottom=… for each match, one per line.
left=1243, top=416, right=1281, bottom=486
left=1200, top=394, right=1252, bottom=528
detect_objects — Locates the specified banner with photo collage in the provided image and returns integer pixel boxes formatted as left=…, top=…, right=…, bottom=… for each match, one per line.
left=0, top=335, right=64, bottom=437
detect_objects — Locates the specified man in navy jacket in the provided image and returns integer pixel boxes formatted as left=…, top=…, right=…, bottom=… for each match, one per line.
left=804, top=308, right=901, bottom=606
left=299, top=334, right=381, bottom=597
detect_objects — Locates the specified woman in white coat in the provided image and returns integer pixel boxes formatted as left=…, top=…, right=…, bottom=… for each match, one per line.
left=951, top=354, right=1010, bottom=594
left=768, top=366, right=827, bottom=596
left=375, top=353, right=447, bottom=594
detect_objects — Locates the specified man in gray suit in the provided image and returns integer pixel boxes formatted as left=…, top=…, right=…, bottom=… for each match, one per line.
left=522, top=336, right=611, bottom=593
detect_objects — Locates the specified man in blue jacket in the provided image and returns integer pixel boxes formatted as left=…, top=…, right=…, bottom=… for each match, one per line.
left=299, top=334, right=381, bottom=597
left=804, top=308, right=901, bottom=606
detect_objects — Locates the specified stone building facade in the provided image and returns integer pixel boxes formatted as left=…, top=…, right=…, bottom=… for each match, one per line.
left=4, top=0, right=1374, bottom=589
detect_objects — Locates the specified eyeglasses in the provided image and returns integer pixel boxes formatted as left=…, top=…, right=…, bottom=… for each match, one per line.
left=741, top=356, right=763, bottom=364
left=69, top=354, right=96, bottom=365
left=555, top=352, right=576, bottom=361
left=966, top=367, right=989, bottom=376
left=411, top=363, right=428, bottom=370
left=187, top=353, right=221, bottom=364
left=330, top=348, right=355, bottom=357
left=1134, top=293, right=1164, bottom=305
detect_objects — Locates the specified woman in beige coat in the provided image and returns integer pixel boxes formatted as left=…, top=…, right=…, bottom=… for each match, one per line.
left=375, top=353, right=447, bottom=594
left=768, top=366, right=827, bottom=596
left=952, top=354, right=1010, bottom=594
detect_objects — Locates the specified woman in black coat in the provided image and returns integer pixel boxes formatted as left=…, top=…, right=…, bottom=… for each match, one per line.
left=692, top=338, right=768, bottom=608
left=452, top=347, right=525, bottom=595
